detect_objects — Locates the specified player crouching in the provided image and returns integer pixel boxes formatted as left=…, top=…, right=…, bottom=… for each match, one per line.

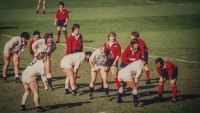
left=60, top=51, right=92, bottom=95
left=116, top=59, right=147, bottom=107
left=155, top=57, right=178, bottom=102
left=20, top=52, right=48, bottom=112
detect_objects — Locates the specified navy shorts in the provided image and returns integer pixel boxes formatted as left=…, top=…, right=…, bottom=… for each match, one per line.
left=71, top=49, right=82, bottom=54
left=140, top=51, right=148, bottom=63
left=106, top=59, right=118, bottom=67
left=120, top=62, right=128, bottom=68
left=57, top=20, right=67, bottom=27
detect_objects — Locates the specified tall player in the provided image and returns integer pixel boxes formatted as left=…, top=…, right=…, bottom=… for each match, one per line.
left=88, top=48, right=112, bottom=100
left=60, top=51, right=92, bottom=95
left=102, top=31, right=121, bottom=89
left=54, top=1, right=69, bottom=43
left=131, top=31, right=151, bottom=84
left=2, top=32, right=30, bottom=83
left=32, top=32, right=56, bottom=90
left=155, top=57, right=178, bottom=102
left=117, top=60, right=146, bottom=107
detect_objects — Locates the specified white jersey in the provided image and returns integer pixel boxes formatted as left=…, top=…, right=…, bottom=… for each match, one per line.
left=4, top=36, right=26, bottom=54
left=32, top=39, right=56, bottom=55
left=89, top=49, right=112, bottom=69
left=22, top=60, right=45, bottom=84
left=118, top=60, right=144, bottom=82
left=60, top=52, right=85, bottom=72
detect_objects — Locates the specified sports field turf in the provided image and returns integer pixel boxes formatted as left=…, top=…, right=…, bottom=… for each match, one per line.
left=0, top=0, right=200, bottom=113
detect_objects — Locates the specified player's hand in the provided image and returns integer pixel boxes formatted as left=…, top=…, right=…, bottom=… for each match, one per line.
left=64, top=22, right=67, bottom=26
left=112, top=61, right=117, bottom=67
left=104, top=66, right=110, bottom=72
left=130, top=58, right=136, bottom=61
left=4, top=55, right=9, bottom=60
left=92, top=68, right=96, bottom=72
left=14, top=57, right=19, bottom=62
left=54, top=22, right=57, bottom=26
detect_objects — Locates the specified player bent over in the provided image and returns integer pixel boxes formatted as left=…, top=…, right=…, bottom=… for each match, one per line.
left=88, top=48, right=112, bottom=100
left=2, top=32, right=30, bottom=83
left=155, top=57, right=178, bottom=102
left=32, top=32, right=56, bottom=90
left=20, top=53, right=47, bottom=112
left=117, top=60, right=146, bottom=107
left=60, top=51, right=92, bottom=95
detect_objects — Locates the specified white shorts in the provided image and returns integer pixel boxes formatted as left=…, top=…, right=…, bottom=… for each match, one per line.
left=94, top=64, right=105, bottom=70
left=21, top=72, right=36, bottom=84
left=60, top=57, right=73, bottom=69
left=118, top=70, right=134, bottom=82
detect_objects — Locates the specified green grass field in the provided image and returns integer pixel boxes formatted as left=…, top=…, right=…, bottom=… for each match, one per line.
left=0, top=0, right=200, bottom=113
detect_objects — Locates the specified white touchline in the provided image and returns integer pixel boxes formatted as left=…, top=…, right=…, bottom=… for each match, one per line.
left=1, top=34, right=199, bottom=64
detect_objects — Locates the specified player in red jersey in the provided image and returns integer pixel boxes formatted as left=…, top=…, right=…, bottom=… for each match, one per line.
left=36, top=0, right=46, bottom=14
left=155, top=57, right=178, bottom=102
left=121, top=39, right=141, bottom=68
left=102, top=31, right=121, bottom=89
left=54, top=1, right=69, bottom=43
left=66, top=23, right=83, bottom=88
left=131, top=31, right=151, bottom=85
left=29, top=31, right=41, bottom=56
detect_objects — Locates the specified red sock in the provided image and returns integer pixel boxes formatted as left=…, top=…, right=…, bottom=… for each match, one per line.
left=114, top=78, right=121, bottom=89
left=158, top=84, right=164, bottom=95
left=172, top=85, right=177, bottom=97
left=145, top=70, right=150, bottom=79
left=57, top=34, right=61, bottom=41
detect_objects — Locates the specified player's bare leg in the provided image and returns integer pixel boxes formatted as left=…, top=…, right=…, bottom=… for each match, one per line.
left=64, top=77, right=70, bottom=94
left=62, top=26, right=68, bottom=42
left=21, top=83, right=30, bottom=111
left=127, top=81, right=143, bottom=107
left=45, top=56, right=53, bottom=90
left=88, top=70, right=98, bottom=99
left=157, top=77, right=166, bottom=102
left=100, top=68, right=110, bottom=100
left=64, top=68, right=77, bottom=95
left=3, top=55, right=10, bottom=81
left=36, top=0, right=42, bottom=13
left=111, top=66, right=121, bottom=89
left=13, top=53, right=21, bottom=83
left=42, top=0, right=46, bottom=14
left=56, top=26, right=62, bottom=43
left=117, top=81, right=124, bottom=103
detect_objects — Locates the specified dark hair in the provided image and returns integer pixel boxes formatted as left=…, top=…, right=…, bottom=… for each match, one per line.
left=20, top=32, right=30, bottom=40
left=130, top=39, right=139, bottom=45
left=103, top=48, right=110, bottom=57
left=131, top=31, right=139, bottom=38
left=155, top=57, right=164, bottom=65
left=36, top=52, right=47, bottom=60
left=107, top=31, right=117, bottom=41
left=59, top=1, right=64, bottom=6
left=44, top=32, right=53, bottom=39
left=85, top=51, right=92, bottom=56
left=33, top=31, right=40, bottom=36
left=72, top=24, right=80, bottom=32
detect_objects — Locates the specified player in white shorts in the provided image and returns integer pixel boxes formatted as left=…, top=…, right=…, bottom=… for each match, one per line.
left=60, top=51, right=92, bottom=95
left=2, top=32, right=30, bottom=83
left=88, top=47, right=112, bottom=100
left=116, top=59, right=146, bottom=107
left=32, top=32, right=56, bottom=90
left=20, top=52, right=47, bottom=112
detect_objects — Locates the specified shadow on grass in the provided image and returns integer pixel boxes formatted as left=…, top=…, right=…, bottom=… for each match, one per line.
left=83, top=40, right=94, bottom=43
left=45, top=101, right=91, bottom=110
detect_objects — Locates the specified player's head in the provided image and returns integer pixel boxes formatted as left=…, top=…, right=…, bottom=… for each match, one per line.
left=33, top=31, right=41, bottom=39
left=20, top=32, right=30, bottom=42
left=85, top=51, right=92, bottom=62
left=131, top=31, right=139, bottom=39
left=130, top=39, right=139, bottom=50
left=72, top=24, right=80, bottom=34
left=59, top=1, right=64, bottom=8
left=36, top=52, right=47, bottom=61
left=155, top=57, right=164, bottom=68
left=102, top=47, right=110, bottom=57
left=44, top=32, right=53, bottom=43
left=107, top=31, right=117, bottom=42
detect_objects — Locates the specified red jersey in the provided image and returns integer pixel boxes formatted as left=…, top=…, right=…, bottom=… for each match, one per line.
left=56, top=8, right=69, bottom=20
left=137, top=38, right=148, bottom=57
left=121, top=45, right=141, bottom=64
left=103, top=42, right=121, bottom=60
left=156, top=61, right=177, bottom=77
left=29, top=38, right=36, bottom=55
left=66, top=34, right=83, bottom=55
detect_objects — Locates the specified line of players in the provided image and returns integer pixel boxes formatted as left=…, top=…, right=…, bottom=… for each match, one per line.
left=2, top=26, right=178, bottom=111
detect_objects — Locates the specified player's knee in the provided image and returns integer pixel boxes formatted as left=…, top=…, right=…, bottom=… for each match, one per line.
left=57, top=31, right=61, bottom=35
left=159, top=81, right=164, bottom=85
